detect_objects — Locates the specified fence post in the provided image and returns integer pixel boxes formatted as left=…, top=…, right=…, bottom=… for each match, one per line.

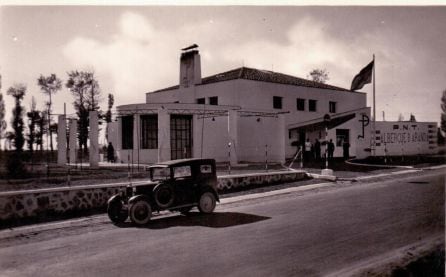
left=265, top=144, right=268, bottom=172
left=228, top=142, right=231, bottom=175
left=300, top=147, right=303, bottom=168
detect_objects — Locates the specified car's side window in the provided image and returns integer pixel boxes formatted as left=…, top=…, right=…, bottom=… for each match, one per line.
left=200, top=164, right=212, bottom=174
left=173, top=166, right=192, bottom=178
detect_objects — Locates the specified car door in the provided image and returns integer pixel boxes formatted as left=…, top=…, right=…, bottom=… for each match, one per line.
left=171, top=165, right=196, bottom=205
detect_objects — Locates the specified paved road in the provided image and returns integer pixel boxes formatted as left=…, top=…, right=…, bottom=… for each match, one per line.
left=0, top=170, right=444, bottom=276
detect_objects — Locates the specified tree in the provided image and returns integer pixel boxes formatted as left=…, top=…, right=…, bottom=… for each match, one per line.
left=37, top=74, right=62, bottom=152
left=26, top=96, right=40, bottom=152
left=0, top=92, right=6, bottom=151
left=105, top=93, right=114, bottom=141
left=308, top=69, right=329, bottom=84
left=7, top=84, right=26, bottom=152
left=441, top=89, right=446, bottom=135
left=36, top=110, right=48, bottom=151
left=66, top=71, right=102, bottom=152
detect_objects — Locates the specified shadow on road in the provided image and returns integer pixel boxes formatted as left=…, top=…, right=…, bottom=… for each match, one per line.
left=117, top=212, right=271, bottom=229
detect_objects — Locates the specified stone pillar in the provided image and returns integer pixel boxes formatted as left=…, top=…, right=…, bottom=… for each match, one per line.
left=89, top=111, right=99, bottom=168
left=157, top=108, right=171, bottom=162
left=228, top=110, right=238, bottom=165
left=69, top=119, right=77, bottom=164
left=57, top=115, right=67, bottom=165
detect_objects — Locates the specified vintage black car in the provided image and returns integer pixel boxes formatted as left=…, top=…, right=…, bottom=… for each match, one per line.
left=107, top=158, right=219, bottom=225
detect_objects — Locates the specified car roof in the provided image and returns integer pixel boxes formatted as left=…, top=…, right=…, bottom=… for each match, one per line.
left=155, top=158, right=215, bottom=167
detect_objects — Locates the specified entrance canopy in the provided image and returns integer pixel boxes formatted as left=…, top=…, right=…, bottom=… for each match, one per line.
left=287, top=108, right=367, bottom=132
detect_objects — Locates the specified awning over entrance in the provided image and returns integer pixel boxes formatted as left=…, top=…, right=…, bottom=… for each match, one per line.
left=288, top=111, right=357, bottom=132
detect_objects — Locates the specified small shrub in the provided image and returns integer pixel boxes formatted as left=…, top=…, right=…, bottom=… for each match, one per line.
left=6, top=152, right=28, bottom=179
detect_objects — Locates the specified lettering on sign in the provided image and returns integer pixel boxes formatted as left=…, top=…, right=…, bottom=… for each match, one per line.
left=380, top=124, right=428, bottom=145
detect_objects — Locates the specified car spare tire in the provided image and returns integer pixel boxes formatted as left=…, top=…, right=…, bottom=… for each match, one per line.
left=153, top=183, right=175, bottom=209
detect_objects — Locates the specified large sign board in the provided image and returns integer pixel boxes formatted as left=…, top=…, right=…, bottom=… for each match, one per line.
left=374, top=122, right=437, bottom=156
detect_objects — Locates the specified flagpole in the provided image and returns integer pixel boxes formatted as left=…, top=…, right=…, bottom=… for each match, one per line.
left=372, top=54, right=376, bottom=156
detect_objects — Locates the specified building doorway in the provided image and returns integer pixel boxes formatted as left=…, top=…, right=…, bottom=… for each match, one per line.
left=299, top=131, right=306, bottom=149
left=336, top=129, right=350, bottom=147
left=170, top=115, right=193, bottom=160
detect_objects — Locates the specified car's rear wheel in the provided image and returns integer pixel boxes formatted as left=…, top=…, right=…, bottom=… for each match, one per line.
left=129, top=199, right=152, bottom=225
left=107, top=198, right=128, bottom=224
left=198, top=192, right=216, bottom=214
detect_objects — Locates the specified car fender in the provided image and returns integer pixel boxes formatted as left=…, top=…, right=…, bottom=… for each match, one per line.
left=199, top=187, right=220, bottom=202
left=128, top=194, right=151, bottom=205
left=107, top=194, right=124, bottom=205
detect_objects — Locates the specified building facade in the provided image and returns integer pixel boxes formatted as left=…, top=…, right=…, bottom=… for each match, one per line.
left=108, top=46, right=436, bottom=165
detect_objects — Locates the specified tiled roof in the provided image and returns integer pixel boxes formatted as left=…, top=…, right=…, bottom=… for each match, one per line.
left=151, top=66, right=352, bottom=93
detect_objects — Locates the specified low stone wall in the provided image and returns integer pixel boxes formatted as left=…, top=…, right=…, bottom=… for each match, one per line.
left=0, top=171, right=306, bottom=222
left=217, top=171, right=306, bottom=190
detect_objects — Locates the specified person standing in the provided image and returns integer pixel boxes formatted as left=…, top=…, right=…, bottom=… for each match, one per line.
left=107, top=142, right=115, bottom=163
left=314, top=139, right=321, bottom=161
left=343, top=140, right=350, bottom=160
left=327, top=139, right=335, bottom=160
left=304, top=138, right=312, bottom=162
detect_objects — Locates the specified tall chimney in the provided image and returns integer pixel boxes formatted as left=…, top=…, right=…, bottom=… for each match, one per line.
left=179, top=44, right=201, bottom=88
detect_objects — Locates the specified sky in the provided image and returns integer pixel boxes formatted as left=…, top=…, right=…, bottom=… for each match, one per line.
left=1, top=5, right=445, bottom=132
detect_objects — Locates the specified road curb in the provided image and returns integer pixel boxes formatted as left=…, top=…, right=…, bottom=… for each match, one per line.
left=421, top=164, right=446, bottom=171
left=345, top=159, right=415, bottom=169
left=306, top=172, right=337, bottom=181
left=354, top=169, right=421, bottom=181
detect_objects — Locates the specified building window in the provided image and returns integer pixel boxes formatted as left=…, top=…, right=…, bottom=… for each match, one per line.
left=170, top=115, right=192, bottom=160
left=336, top=129, right=350, bottom=147
left=209, top=96, right=218, bottom=105
left=173, top=166, right=192, bottom=178
left=329, top=101, right=337, bottom=113
left=273, top=96, right=282, bottom=109
left=140, top=115, right=158, bottom=149
left=309, top=99, right=317, bottom=112
left=296, top=98, right=305, bottom=111
left=121, top=115, right=133, bottom=150
left=196, top=98, right=205, bottom=104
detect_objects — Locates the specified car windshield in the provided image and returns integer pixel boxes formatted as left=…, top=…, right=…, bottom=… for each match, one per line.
left=150, top=167, right=170, bottom=181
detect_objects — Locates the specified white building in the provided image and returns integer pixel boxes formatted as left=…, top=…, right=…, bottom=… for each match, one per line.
left=108, top=46, right=436, bottom=165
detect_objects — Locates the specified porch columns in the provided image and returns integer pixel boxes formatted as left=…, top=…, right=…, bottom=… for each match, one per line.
left=89, top=111, right=99, bottom=168
left=278, top=114, right=286, bottom=164
left=68, top=119, right=77, bottom=164
left=157, top=108, right=171, bottom=162
left=133, top=114, right=141, bottom=166
left=57, top=115, right=67, bottom=165
left=228, top=110, right=238, bottom=165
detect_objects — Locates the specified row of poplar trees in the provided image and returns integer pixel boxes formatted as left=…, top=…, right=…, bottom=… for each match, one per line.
left=0, top=71, right=115, bottom=157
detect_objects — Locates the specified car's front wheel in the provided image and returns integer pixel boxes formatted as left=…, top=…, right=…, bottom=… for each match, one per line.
left=129, top=199, right=152, bottom=225
left=198, top=192, right=216, bottom=214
